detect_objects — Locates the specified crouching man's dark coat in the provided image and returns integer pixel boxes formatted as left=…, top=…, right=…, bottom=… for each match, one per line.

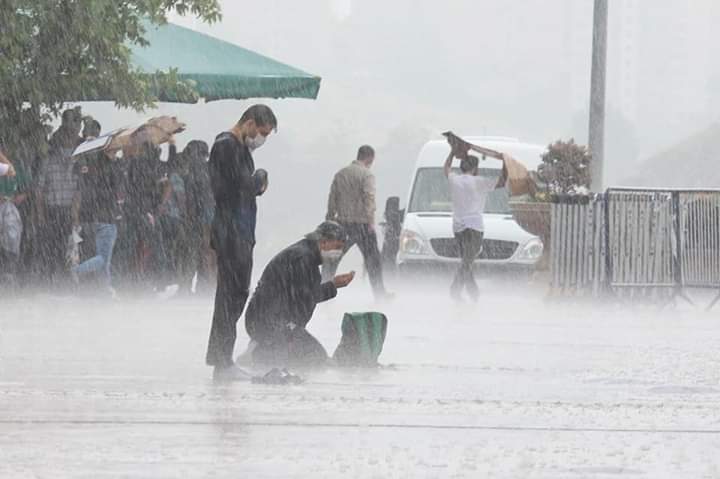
left=245, top=238, right=337, bottom=364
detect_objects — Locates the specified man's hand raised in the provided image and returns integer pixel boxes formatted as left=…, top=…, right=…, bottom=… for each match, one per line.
left=452, top=141, right=471, bottom=159
left=444, top=132, right=471, bottom=159
left=333, top=271, right=355, bottom=289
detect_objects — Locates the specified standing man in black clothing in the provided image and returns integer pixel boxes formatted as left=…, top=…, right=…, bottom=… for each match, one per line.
left=245, top=221, right=355, bottom=368
left=206, top=104, right=276, bottom=381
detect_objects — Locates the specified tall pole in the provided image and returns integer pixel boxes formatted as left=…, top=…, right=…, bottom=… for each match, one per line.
left=589, top=0, right=608, bottom=192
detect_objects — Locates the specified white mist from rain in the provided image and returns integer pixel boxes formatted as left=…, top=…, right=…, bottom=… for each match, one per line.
left=6, top=1, right=720, bottom=475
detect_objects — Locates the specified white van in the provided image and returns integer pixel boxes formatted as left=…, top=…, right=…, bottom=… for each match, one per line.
left=397, top=136, right=545, bottom=271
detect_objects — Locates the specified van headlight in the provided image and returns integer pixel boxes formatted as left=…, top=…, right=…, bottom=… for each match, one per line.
left=517, top=238, right=544, bottom=261
left=400, top=229, right=429, bottom=255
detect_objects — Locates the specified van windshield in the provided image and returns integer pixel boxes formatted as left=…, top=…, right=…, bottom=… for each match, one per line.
left=408, top=167, right=510, bottom=214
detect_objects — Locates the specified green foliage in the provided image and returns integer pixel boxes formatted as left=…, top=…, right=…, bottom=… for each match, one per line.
left=0, top=0, right=220, bottom=158
left=536, top=139, right=592, bottom=195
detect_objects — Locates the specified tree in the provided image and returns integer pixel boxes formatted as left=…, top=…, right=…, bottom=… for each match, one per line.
left=0, top=0, right=221, bottom=158
left=536, top=139, right=592, bottom=195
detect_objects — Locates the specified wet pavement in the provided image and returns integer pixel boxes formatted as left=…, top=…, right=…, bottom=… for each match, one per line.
left=2, top=281, right=720, bottom=477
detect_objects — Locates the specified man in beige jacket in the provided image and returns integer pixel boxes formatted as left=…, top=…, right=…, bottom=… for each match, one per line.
left=323, top=145, right=389, bottom=299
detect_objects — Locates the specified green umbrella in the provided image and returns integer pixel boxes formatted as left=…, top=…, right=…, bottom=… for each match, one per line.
left=129, top=22, right=321, bottom=101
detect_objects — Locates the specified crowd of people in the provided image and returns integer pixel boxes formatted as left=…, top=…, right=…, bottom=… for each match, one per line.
left=1, top=103, right=500, bottom=378
left=0, top=104, right=394, bottom=378
left=0, top=106, right=216, bottom=296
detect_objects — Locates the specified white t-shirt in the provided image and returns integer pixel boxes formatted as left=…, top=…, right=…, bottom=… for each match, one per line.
left=448, top=172, right=496, bottom=233
left=0, top=164, right=9, bottom=176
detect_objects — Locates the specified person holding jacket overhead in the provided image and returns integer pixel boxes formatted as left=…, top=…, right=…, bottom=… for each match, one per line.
left=444, top=134, right=507, bottom=302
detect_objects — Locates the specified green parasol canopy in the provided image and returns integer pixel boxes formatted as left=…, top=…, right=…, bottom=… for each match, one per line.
left=129, top=22, right=321, bottom=101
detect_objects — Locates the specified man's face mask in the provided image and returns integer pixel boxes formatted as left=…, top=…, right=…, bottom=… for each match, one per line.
left=321, top=249, right=343, bottom=261
left=246, top=134, right=266, bottom=152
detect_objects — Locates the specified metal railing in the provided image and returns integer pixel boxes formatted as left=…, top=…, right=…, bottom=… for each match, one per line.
left=678, top=192, right=720, bottom=290
left=550, top=188, right=720, bottom=308
left=605, top=189, right=677, bottom=302
left=551, top=195, right=605, bottom=296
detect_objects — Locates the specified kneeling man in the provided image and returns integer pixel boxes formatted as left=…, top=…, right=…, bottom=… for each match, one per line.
left=245, top=221, right=355, bottom=367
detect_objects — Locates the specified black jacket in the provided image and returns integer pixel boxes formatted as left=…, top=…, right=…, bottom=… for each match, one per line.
left=125, top=147, right=163, bottom=216
left=74, top=153, right=121, bottom=224
left=184, top=156, right=214, bottom=228
left=209, top=131, right=260, bottom=243
left=245, top=238, right=337, bottom=341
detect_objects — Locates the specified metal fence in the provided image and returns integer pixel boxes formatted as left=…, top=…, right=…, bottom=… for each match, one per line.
left=551, top=188, right=720, bottom=308
left=678, top=191, right=720, bottom=290
left=605, top=189, right=677, bottom=301
left=551, top=195, right=605, bottom=296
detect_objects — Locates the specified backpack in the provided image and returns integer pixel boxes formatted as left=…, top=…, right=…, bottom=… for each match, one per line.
left=332, top=312, right=388, bottom=367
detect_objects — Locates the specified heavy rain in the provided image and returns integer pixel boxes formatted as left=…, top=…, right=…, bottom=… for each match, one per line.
left=2, top=1, right=720, bottom=477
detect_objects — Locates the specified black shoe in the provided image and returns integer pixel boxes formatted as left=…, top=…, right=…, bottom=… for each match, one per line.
left=213, top=364, right=252, bottom=382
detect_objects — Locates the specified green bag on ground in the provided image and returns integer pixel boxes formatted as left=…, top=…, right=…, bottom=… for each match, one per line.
left=332, top=312, right=388, bottom=367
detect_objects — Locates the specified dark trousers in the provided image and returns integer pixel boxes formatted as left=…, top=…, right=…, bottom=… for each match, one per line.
left=127, top=212, right=168, bottom=287
left=43, top=205, right=73, bottom=285
left=180, top=221, right=213, bottom=294
left=451, top=229, right=484, bottom=300
left=206, top=233, right=253, bottom=368
left=252, top=325, right=328, bottom=368
left=321, top=222, right=386, bottom=296
left=16, top=201, right=34, bottom=284
left=159, top=215, right=187, bottom=287
left=195, top=225, right=216, bottom=293
left=0, top=250, right=19, bottom=289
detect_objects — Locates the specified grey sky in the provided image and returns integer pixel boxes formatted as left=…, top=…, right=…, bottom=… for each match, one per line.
left=85, top=0, right=720, bottom=264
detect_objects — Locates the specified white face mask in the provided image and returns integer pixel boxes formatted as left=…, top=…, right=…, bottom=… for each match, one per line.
left=321, top=249, right=343, bottom=261
left=246, top=134, right=266, bottom=152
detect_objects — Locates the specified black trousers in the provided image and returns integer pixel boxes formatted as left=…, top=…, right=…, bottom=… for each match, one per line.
left=126, top=212, right=169, bottom=287
left=0, top=250, right=19, bottom=288
left=451, top=229, right=484, bottom=300
left=43, top=206, right=73, bottom=285
left=159, top=215, right=187, bottom=287
left=180, top=221, right=213, bottom=294
left=252, top=325, right=328, bottom=368
left=321, top=222, right=386, bottom=296
left=206, top=228, right=253, bottom=368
